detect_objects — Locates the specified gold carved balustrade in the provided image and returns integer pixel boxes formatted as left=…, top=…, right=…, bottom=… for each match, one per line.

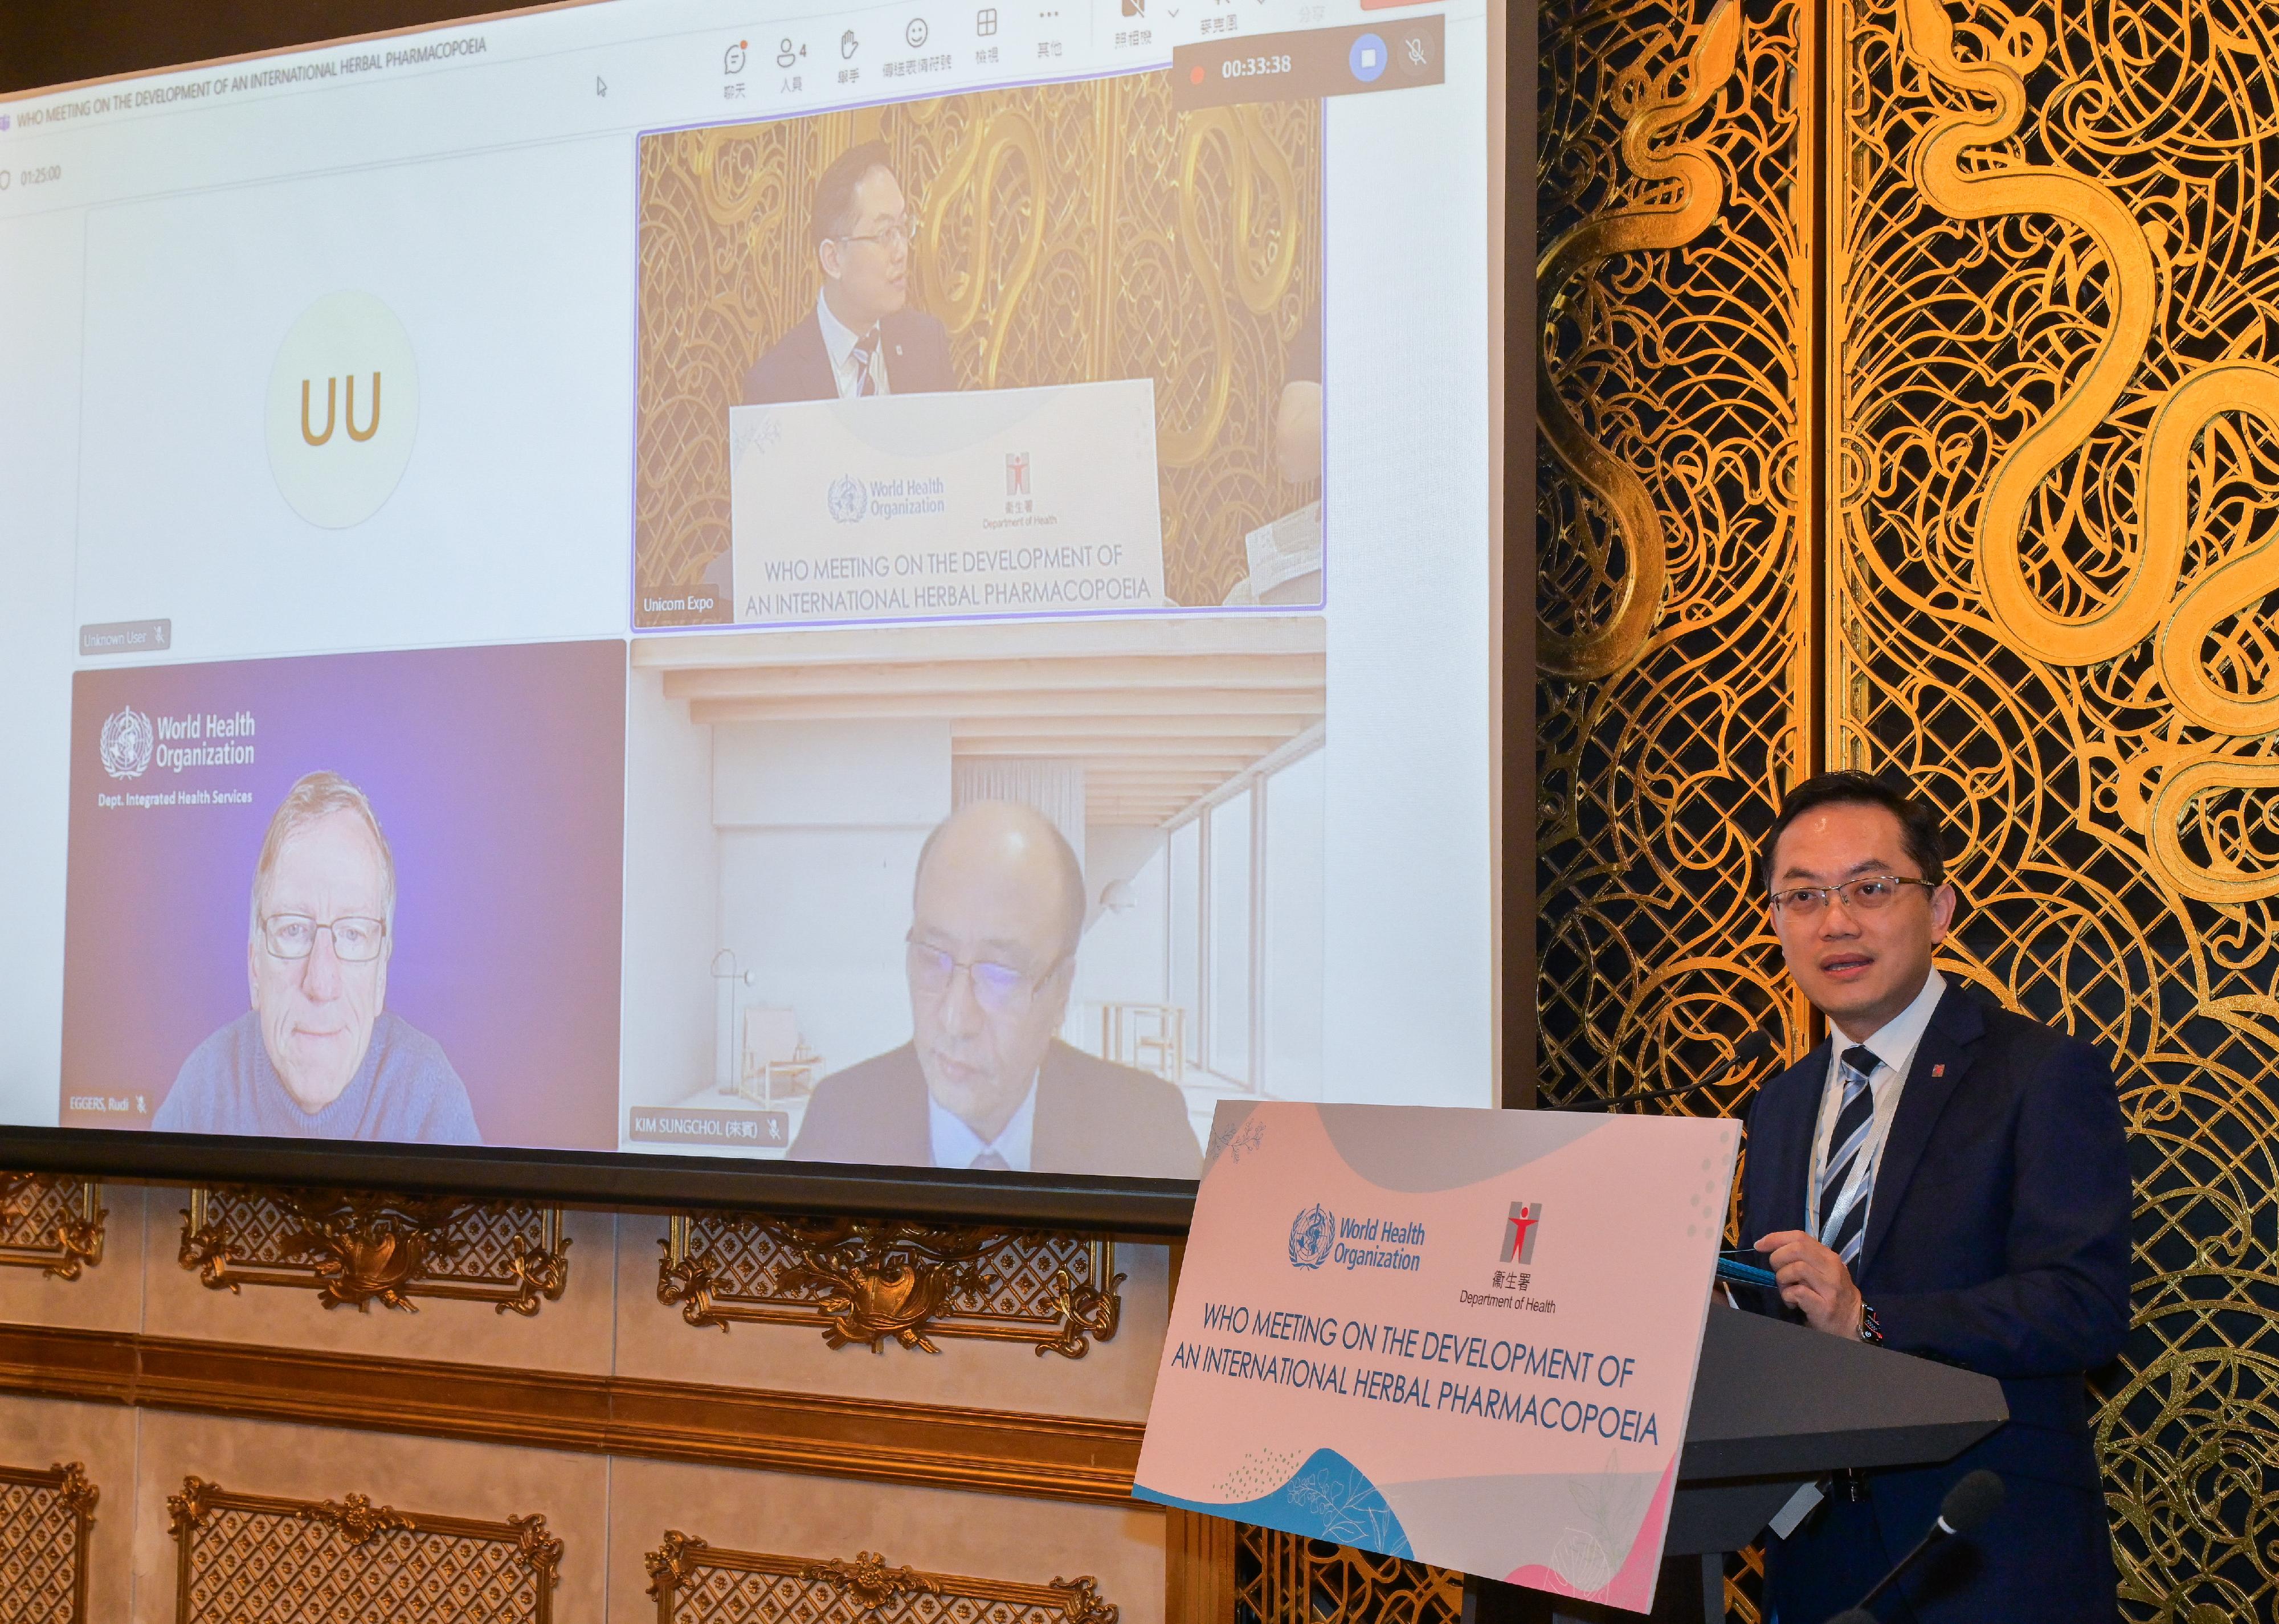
left=0, top=1175, right=105, bottom=1280
left=167, top=1477, right=559, bottom=1624
left=647, top=1533, right=1117, bottom=1624
left=0, top=1460, right=97, bottom=1624
left=659, top=1212, right=1121, bottom=1356
left=1538, top=0, right=2279, bottom=1617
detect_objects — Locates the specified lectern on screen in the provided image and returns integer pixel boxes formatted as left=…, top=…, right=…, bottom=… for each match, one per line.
left=0, top=0, right=1510, bottom=1205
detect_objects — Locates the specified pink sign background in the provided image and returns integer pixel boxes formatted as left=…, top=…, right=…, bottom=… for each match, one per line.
left=1135, top=1103, right=1738, bottom=1613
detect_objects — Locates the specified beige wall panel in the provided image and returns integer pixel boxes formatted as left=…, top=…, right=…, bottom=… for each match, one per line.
left=614, top=1213, right=1169, bottom=1418
left=126, top=1406, right=608, bottom=1624
left=140, top=1189, right=618, bottom=1373
left=0, top=1183, right=145, bottom=1333
left=0, top=1393, right=137, bottom=1624
left=604, top=1454, right=1165, bottom=1624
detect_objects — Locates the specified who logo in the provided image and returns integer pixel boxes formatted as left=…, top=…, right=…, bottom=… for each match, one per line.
left=1288, top=1202, right=1335, bottom=1270
left=1501, top=1201, right=1545, bottom=1266
left=98, top=707, right=154, bottom=780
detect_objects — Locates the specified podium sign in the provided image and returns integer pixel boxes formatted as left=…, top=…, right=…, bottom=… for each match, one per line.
left=1136, top=1103, right=1739, bottom=1613
left=727, top=380, right=1165, bottom=626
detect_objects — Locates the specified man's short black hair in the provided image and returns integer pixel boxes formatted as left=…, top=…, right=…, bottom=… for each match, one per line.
left=1759, top=771, right=1948, bottom=892
left=811, top=140, right=896, bottom=250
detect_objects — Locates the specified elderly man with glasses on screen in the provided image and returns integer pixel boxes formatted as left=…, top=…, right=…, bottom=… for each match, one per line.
left=741, top=140, right=956, bottom=406
left=1734, top=771, right=2129, bottom=1624
left=153, top=771, right=480, bottom=1144
left=790, top=800, right=1200, bottom=1178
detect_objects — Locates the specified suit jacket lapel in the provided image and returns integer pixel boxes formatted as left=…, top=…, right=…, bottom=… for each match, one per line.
left=1029, top=1043, right=1080, bottom=1171
left=1857, top=985, right=1983, bottom=1277
left=1752, top=1045, right=1827, bottom=1241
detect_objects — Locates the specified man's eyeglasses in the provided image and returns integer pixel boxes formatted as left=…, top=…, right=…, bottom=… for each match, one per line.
left=838, top=215, right=915, bottom=253
left=906, top=935, right=1063, bottom=1015
left=260, top=914, right=387, bottom=963
left=1767, top=875, right=1939, bottom=920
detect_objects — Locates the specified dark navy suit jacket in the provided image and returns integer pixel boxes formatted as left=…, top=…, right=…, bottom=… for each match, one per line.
left=740, top=306, right=954, bottom=405
left=1738, top=984, right=2131, bottom=1623
left=787, top=1039, right=1201, bottom=1179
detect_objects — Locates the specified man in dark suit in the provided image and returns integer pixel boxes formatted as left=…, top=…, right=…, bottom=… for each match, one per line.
left=790, top=800, right=1201, bottom=1179
left=1739, top=771, right=2131, bottom=1623
left=742, top=140, right=955, bottom=405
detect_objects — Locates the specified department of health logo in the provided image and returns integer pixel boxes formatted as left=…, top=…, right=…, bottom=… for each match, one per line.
left=99, top=707, right=155, bottom=780
left=1502, top=1200, right=1545, bottom=1265
left=1288, top=1202, right=1336, bottom=1270
left=828, top=474, right=869, bottom=522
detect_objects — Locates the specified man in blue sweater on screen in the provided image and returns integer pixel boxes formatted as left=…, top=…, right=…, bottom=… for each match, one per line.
left=154, top=771, right=480, bottom=1145
left=1739, top=771, right=2129, bottom=1622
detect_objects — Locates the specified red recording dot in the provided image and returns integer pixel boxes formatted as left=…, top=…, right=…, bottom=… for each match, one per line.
left=1190, top=64, right=1206, bottom=83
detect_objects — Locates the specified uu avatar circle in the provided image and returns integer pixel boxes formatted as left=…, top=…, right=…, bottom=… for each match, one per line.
left=266, top=291, right=421, bottom=530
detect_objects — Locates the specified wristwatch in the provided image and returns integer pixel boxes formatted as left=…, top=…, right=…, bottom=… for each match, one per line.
left=1857, top=1302, right=1884, bottom=1345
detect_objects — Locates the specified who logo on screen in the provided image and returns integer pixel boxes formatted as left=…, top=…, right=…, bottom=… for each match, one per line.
left=265, top=291, right=421, bottom=530
left=98, top=707, right=155, bottom=780
left=1502, top=1201, right=1545, bottom=1265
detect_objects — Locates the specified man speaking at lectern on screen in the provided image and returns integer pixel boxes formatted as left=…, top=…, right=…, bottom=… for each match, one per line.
left=1737, top=772, right=2129, bottom=1622
left=742, top=141, right=955, bottom=406
left=790, top=801, right=1201, bottom=1178
left=154, top=772, right=481, bottom=1145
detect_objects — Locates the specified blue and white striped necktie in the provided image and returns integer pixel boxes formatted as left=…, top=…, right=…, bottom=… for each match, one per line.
left=1818, top=1045, right=1880, bottom=1269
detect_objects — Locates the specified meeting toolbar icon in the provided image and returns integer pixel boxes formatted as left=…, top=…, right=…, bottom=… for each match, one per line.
left=723, top=39, right=748, bottom=73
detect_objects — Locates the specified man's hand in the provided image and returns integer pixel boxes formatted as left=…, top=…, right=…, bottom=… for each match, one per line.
left=1756, top=1230, right=1864, bottom=1339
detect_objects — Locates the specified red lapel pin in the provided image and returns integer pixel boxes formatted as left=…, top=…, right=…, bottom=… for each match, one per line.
left=1932, top=1063, right=1946, bottom=1077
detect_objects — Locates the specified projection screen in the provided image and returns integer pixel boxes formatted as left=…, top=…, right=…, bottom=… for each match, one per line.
left=0, top=0, right=1512, bottom=1217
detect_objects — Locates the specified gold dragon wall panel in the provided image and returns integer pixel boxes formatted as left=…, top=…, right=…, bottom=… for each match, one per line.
left=607, top=1454, right=1167, bottom=1624
left=1232, top=1528, right=1461, bottom=1624
left=612, top=1212, right=1174, bottom=1422
left=1831, top=0, right=2279, bottom=1614
left=633, top=80, right=1321, bottom=612
left=1536, top=0, right=1818, bottom=1118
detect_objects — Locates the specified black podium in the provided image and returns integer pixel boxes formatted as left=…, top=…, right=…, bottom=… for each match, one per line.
left=1470, top=1300, right=2008, bottom=1624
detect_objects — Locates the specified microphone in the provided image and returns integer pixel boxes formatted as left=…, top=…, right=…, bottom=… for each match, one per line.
left=1825, top=1470, right=2004, bottom=1622
left=1547, top=1029, right=1776, bottom=1112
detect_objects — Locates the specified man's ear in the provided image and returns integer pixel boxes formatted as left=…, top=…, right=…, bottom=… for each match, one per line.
left=247, top=936, right=259, bottom=1008
left=1929, top=881, right=1959, bottom=943
left=817, top=237, right=844, bottom=283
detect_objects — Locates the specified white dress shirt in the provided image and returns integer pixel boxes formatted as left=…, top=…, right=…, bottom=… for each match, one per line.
left=928, top=1074, right=1038, bottom=1171
left=815, top=290, right=889, bottom=399
left=1806, top=968, right=1948, bottom=1243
